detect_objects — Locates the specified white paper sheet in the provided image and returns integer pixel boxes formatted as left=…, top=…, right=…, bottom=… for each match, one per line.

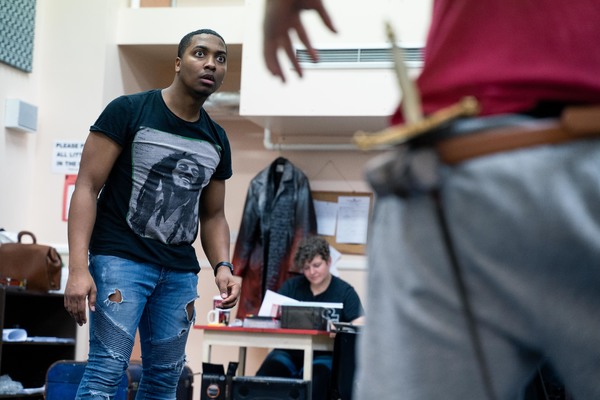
left=335, top=196, right=370, bottom=244
left=282, top=301, right=343, bottom=309
left=314, top=200, right=338, bottom=236
left=329, top=245, right=341, bottom=276
left=258, top=290, right=299, bottom=317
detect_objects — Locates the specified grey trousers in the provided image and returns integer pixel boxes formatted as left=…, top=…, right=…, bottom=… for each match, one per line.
left=354, top=125, right=600, bottom=399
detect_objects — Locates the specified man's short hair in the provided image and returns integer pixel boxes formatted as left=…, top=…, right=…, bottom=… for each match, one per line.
left=178, top=28, right=226, bottom=58
left=294, top=236, right=330, bottom=269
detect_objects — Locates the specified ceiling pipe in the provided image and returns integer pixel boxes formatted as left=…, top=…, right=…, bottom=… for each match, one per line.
left=263, top=127, right=359, bottom=152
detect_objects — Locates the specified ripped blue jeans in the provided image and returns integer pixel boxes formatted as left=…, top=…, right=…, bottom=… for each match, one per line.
left=76, top=254, right=198, bottom=400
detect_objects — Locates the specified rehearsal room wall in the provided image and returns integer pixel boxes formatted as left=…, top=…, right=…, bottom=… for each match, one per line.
left=0, top=1, right=432, bottom=399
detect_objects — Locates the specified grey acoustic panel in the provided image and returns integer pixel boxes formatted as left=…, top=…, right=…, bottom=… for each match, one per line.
left=0, top=0, right=37, bottom=72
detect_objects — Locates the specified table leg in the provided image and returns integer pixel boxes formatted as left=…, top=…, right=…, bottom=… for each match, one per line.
left=238, top=346, right=247, bottom=375
left=302, top=346, right=313, bottom=381
left=203, top=341, right=211, bottom=363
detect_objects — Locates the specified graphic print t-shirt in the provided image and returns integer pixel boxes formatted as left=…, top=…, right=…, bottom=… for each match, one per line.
left=88, top=90, right=232, bottom=272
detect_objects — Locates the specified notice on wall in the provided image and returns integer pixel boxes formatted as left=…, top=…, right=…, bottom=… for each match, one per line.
left=52, top=140, right=85, bottom=174
left=335, top=196, right=370, bottom=245
left=312, top=191, right=373, bottom=254
left=314, top=199, right=339, bottom=236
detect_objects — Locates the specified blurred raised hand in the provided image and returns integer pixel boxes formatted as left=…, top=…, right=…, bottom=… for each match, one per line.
left=263, top=0, right=337, bottom=82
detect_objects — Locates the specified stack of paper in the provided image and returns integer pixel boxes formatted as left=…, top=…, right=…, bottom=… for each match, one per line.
left=242, top=316, right=281, bottom=329
left=258, top=290, right=344, bottom=317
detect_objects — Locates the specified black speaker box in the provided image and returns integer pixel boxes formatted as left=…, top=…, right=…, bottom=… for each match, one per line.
left=231, top=376, right=310, bottom=400
left=201, top=374, right=227, bottom=400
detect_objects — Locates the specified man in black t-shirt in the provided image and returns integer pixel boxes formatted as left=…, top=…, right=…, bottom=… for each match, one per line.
left=64, top=29, right=240, bottom=399
left=256, top=236, right=364, bottom=400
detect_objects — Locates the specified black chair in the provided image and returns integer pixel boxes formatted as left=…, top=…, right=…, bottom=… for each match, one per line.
left=329, top=325, right=360, bottom=400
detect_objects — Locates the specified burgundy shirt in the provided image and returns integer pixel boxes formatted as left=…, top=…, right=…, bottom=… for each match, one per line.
left=392, top=0, right=600, bottom=124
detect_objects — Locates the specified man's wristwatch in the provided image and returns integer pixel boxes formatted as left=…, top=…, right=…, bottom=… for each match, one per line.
left=214, top=261, right=234, bottom=276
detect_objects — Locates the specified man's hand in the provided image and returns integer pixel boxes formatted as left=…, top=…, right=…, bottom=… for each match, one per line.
left=64, top=267, right=97, bottom=326
left=214, top=268, right=241, bottom=309
left=263, top=0, right=336, bottom=82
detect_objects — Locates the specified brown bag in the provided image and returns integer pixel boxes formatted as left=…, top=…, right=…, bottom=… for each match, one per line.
left=0, top=231, right=62, bottom=292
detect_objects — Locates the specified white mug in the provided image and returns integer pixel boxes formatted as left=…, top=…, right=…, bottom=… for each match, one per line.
left=207, top=308, right=230, bottom=326
left=212, top=295, right=224, bottom=309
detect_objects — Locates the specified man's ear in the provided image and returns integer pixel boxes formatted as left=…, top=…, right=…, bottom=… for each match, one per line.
left=175, top=57, right=181, bottom=72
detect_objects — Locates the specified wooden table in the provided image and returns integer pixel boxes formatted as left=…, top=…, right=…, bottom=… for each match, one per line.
left=194, top=325, right=334, bottom=380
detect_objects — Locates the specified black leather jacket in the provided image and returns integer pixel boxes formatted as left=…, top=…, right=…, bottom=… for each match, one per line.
left=233, top=157, right=317, bottom=317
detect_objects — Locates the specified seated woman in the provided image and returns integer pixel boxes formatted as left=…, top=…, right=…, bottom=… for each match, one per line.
left=256, top=235, right=364, bottom=400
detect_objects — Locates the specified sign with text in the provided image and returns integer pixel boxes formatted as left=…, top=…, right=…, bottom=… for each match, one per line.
left=52, top=140, right=85, bottom=174
left=312, top=191, right=373, bottom=255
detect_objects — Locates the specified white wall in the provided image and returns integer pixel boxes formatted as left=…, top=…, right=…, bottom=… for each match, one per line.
left=0, top=2, right=41, bottom=232
left=117, top=5, right=246, bottom=45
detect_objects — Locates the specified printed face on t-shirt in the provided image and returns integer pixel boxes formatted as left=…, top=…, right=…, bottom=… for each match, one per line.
left=173, top=159, right=202, bottom=189
left=126, top=126, right=220, bottom=245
